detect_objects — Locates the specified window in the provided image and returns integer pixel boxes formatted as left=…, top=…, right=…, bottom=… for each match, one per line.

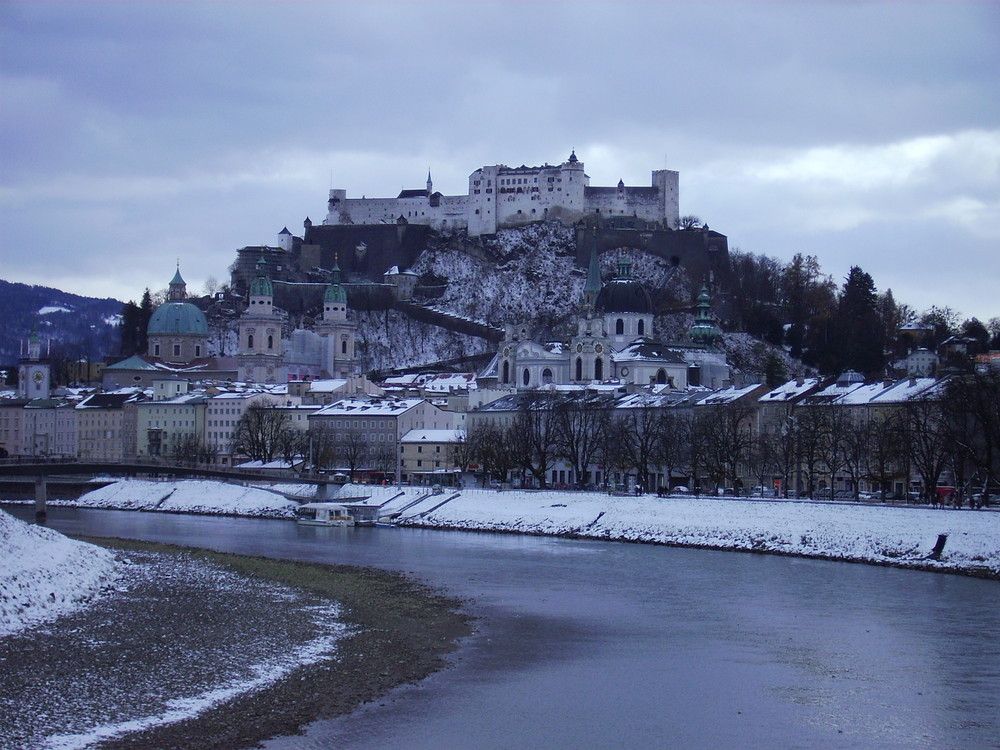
left=616, top=319, right=625, bottom=335
left=575, top=357, right=583, bottom=381
left=502, top=360, right=510, bottom=383
left=523, top=368, right=530, bottom=386
left=267, top=335, right=273, bottom=349
left=342, top=340, right=347, bottom=354
left=595, top=358, right=603, bottom=380
left=173, top=344, right=180, bottom=357
left=542, top=368, right=553, bottom=384
left=638, top=320, right=645, bottom=336
left=153, top=344, right=160, bottom=356
left=248, top=334, right=254, bottom=349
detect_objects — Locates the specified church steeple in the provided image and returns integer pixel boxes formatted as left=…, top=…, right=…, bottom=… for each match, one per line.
left=168, top=265, right=187, bottom=301
left=426, top=169, right=433, bottom=194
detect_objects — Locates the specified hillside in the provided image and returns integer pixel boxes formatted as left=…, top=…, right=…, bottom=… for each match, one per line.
left=0, top=279, right=123, bottom=368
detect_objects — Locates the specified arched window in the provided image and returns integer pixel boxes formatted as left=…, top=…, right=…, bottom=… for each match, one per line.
left=341, top=340, right=348, bottom=354
left=267, top=335, right=274, bottom=350
left=575, top=357, right=583, bottom=381
left=594, top=358, right=603, bottom=380
left=542, top=368, right=553, bottom=384
left=247, top=334, right=254, bottom=349
left=616, top=319, right=625, bottom=335
left=522, top=368, right=530, bottom=387
left=638, top=319, right=645, bottom=336
left=502, top=360, right=510, bottom=383
left=195, top=345, right=201, bottom=357
left=656, top=368, right=667, bottom=385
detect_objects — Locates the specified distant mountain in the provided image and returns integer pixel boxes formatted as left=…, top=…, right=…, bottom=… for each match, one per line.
left=0, top=279, right=124, bottom=366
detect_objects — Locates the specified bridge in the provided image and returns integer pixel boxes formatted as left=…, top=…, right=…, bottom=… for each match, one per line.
left=0, top=459, right=342, bottom=522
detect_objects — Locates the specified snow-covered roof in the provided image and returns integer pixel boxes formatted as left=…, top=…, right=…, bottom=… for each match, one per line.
left=313, top=397, right=426, bottom=417
left=758, top=378, right=822, bottom=403
left=307, top=379, right=348, bottom=393
left=401, top=429, right=466, bottom=443
left=612, top=340, right=687, bottom=364
left=870, top=377, right=943, bottom=404
left=696, top=383, right=763, bottom=406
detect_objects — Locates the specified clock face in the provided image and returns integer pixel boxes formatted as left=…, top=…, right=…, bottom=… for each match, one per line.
left=503, top=347, right=510, bottom=357
left=595, top=344, right=604, bottom=353
left=33, top=371, right=44, bottom=383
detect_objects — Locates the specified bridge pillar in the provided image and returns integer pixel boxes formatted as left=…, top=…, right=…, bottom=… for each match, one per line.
left=34, top=476, right=47, bottom=524
left=316, top=482, right=329, bottom=500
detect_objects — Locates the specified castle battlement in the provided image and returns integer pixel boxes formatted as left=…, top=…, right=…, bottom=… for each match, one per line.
left=324, top=152, right=679, bottom=237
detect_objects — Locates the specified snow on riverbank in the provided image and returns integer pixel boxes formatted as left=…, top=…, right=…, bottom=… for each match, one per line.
left=65, top=479, right=300, bottom=518
left=395, top=489, right=1000, bottom=578
left=0, top=511, right=120, bottom=637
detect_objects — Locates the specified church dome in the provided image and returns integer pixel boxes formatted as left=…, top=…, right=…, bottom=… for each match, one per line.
left=594, top=253, right=652, bottom=315
left=594, top=279, right=653, bottom=314
left=147, top=301, right=209, bottom=336
left=324, top=283, right=347, bottom=304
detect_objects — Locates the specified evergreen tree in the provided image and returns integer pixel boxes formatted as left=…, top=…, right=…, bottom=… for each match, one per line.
left=832, top=266, right=884, bottom=377
left=118, top=300, right=142, bottom=355
left=138, top=288, right=154, bottom=354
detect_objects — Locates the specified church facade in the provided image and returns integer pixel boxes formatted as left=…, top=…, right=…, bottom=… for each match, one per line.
left=323, top=151, right=680, bottom=237
left=481, top=249, right=729, bottom=392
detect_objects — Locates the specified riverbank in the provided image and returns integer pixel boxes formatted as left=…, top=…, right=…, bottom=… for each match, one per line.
left=9, top=478, right=1000, bottom=579
left=0, top=532, right=471, bottom=750
left=392, top=488, right=1000, bottom=580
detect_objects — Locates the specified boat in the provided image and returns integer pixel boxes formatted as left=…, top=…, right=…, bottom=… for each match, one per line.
left=295, top=502, right=355, bottom=526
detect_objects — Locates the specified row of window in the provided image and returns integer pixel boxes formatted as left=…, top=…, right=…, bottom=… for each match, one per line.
left=152, top=344, right=202, bottom=358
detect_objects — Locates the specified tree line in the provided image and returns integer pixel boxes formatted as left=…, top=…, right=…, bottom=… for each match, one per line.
left=466, top=372, right=1000, bottom=499
left=727, top=251, right=1000, bottom=378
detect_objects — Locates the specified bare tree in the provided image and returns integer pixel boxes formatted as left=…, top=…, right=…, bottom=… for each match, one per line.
left=554, top=395, right=610, bottom=487
left=516, top=403, right=561, bottom=488
left=864, top=411, right=907, bottom=501
left=654, top=410, right=692, bottom=492
left=901, top=398, right=953, bottom=503
left=616, top=405, right=663, bottom=492
left=338, top=431, right=370, bottom=480
left=231, top=399, right=292, bottom=462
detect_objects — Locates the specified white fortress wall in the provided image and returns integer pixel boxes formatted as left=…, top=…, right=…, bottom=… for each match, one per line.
left=324, top=156, right=680, bottom=235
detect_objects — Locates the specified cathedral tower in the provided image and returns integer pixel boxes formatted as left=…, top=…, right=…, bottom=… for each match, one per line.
left=237, top=254, right=286, bottom=383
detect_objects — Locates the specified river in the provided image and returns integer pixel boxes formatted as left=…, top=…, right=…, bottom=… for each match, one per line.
left=9, top=506, right=1000, bottom=749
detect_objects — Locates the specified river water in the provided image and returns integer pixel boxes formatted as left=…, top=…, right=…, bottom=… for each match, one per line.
left=9, top=507, right=1000, bottom=749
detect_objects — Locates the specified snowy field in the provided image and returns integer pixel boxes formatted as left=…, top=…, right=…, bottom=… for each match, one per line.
left=0, top=511, right=120, bottom=637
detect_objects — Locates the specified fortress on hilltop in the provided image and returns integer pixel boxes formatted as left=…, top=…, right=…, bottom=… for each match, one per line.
left=324, top=151, right=680, bottom=236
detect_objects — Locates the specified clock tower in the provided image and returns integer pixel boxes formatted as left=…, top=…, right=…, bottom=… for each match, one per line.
left=18, top=332, right=51, bottom=400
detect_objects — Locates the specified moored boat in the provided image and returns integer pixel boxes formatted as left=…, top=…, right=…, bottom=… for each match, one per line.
left=295, top=502, right=355, bottom=526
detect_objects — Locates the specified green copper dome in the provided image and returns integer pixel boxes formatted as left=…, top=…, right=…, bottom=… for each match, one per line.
left=249, top=254, right=273, bottom=297
left=147, top=301, right=209, bottom=335
left=324, top=283, right=347, bottom=304
left=324, top=255, right=347, bottom=303
left=688, top=285, right=722, bottom=346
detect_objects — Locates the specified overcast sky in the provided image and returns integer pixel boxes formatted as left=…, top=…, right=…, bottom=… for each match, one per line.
left=1, top=1, right=997, bottom=324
